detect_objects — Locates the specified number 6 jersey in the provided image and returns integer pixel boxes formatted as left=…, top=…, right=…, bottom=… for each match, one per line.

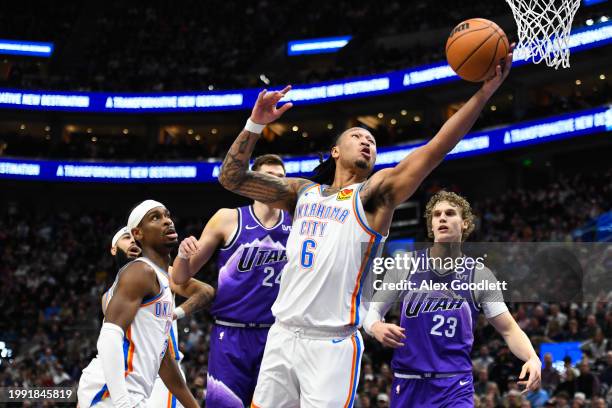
left=272, top=182, right=387, bottom=328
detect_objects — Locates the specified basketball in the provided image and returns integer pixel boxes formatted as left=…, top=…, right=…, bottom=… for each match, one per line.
left=446, top=18, right=510, bottom=82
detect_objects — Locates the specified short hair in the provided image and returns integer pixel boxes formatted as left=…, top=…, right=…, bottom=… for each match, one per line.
left=424, top=190, right=475, bottom=240
left=252, top=154, right=285, bottom=173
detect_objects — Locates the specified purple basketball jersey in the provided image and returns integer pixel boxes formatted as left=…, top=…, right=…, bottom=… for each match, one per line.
left=210, top=205, right=292, bottom=324
left=392, top=249, right=480, bottom=374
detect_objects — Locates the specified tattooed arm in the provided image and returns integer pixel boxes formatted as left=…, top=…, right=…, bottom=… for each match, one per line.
left=218, top=86, right=311, bottom=211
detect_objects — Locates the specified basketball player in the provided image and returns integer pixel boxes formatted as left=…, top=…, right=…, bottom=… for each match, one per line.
left=363, top=191, right=541, bottom=407
left=78, top=200, right=199, bottom=408
left=110, top=226, right=141, bottom=268
left=103, top=225, right=214, bottom=408
left=172, top=154, right=291, bottom=407
left=217, top=45, right=514, bottom=407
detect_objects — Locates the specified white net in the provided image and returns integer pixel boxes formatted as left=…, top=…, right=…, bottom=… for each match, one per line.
left=505, top=0, right=581, bottom=69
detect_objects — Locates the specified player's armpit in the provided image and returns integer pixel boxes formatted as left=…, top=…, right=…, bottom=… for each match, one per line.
left=104, top=263, right=158, bottom=332
left=361, top=146, right=443, bottom=210
left=158, top=351, right=199, bottom=408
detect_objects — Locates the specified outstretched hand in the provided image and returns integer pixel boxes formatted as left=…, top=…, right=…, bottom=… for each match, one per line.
left=250, top=85, right=293, bottom=125
left=481, top=42, right=515, bottom=96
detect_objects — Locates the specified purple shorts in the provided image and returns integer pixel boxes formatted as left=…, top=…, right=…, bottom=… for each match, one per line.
left=390, top=373, right=474, bottom=408
left=206, top=324, right=270, bottom=408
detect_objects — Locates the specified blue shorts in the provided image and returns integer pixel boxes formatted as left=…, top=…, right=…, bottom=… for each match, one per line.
left=390, top=373, right=474, bottom=408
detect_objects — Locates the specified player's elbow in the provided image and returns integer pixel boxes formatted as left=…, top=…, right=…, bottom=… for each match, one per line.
left=170, top=268, right=190, bottom=285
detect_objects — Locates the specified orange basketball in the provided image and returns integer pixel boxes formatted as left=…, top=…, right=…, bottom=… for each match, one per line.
left=446, top=18, right=510, bottom=82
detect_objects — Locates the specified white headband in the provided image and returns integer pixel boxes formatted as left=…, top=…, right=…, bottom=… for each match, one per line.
left=111, top=226, right=130, bottom=248
left=127, top=200, right=166, bottom=232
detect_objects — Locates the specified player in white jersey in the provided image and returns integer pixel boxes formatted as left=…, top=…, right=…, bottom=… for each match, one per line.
left=103, top=226, right=215, bottom=408
left=78, top=200, right=199, bottom=408
left=218, top=46, right=513, bottom=407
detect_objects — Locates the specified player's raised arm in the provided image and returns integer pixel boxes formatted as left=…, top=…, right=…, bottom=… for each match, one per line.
left=99, top=263, right=158, bottom=408
left=158, top=349, right=200, bottom=408
left=365, top=46, right=514, bottom=209
left=218, top=86, right=310, bottom=211
left=171, top=208, right=234, bottom=284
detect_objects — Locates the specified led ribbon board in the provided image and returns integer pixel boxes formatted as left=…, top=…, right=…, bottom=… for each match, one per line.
left=1, top=106, right=609, bottom=183
left=0, top=22, right=610, bottom=112
left=0, top=39, right=53, bottom=57
left=288, top=36, right=352, bottom=56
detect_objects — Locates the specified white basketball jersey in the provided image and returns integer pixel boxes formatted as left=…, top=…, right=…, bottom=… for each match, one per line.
left=272, top=182, right=386, bottom=328
left=78, top=257, right=174, bottom=407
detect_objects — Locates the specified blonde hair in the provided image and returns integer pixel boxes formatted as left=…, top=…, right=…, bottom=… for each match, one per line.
left=424, top=190, right=475, bottom=240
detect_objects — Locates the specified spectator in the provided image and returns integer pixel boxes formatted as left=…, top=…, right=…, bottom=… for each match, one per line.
left=541, top=353, right=561, bottom=394
left=485, top=381, right=502, bottom=407
left=556, top=366, right=577, bottom=397
left=575, top=360, right=599, bottom=399
left=580, top=315, right=599, bottom=339
left=581, top=329, right=609, bottom=362
left=376, top=393, right=389, bottom=408
left=552, top=391, right=571, bottom=408
left=599, top=351, right=612, bottom=386
left=571, top=392, right=586, bottom=407
left=505, top=389, right=524, bottom=408
left=549, top=304, right=568, bottom=329
left=590, top=396, right=606, bottom=408
left=526, top=385, right=550, bottom=407
left=474, top=345, right=495, bottom=371
left=475, top=368, right=491, bottom=396
left=564, top=319, right=582, bottom=341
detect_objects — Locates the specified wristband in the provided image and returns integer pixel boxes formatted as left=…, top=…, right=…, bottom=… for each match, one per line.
left=177, top=250, right=189, bottom=260
left=245, top=118, right=265, bottom=134
left=174, top=306, right=186, bottom=320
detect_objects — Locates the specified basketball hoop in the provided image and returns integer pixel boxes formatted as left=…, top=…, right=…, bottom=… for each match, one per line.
left=505, top=0, right=581, bottom=69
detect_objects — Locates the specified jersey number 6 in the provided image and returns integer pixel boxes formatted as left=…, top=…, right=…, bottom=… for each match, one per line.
left=300, top=239, right=317, bottom=268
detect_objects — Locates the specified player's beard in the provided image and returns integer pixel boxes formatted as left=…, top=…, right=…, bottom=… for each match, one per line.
left=113, top=249, right=131, bottom=269
left=355, top=159, right=368, bottom=169
left=164, top=240, right=179, bottom=250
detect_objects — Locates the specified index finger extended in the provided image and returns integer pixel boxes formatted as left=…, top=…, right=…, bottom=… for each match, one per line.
left=279, top=84, right=292, bottom=95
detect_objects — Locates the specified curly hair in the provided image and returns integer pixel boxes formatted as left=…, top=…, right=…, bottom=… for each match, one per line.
left=424, top=190, right=475, bottom=241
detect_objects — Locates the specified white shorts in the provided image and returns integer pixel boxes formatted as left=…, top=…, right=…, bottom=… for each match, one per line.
left=147, top=364, right=186, bottom=408
left=251, top=322, right=364, bottom=408
left=77, top=377, right=147, bottom=408
left=77, top=398, right=147, bottom=408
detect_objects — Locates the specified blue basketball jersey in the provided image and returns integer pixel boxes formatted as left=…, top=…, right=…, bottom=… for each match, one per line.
left=209, top=205, right=292, bottom=324
left=392, top=249, right=480, bottom=374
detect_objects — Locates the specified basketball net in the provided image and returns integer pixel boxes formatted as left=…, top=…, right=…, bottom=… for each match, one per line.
left=505, top=0, right=581, bottom=69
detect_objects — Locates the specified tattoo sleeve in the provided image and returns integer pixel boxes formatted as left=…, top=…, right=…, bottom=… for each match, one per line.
left=176, top=283, right=215, bottom=317
left=218, top=129, right=309, bottom=210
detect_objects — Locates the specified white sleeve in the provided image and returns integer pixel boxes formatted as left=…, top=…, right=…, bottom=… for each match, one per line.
left=363, top=251, right=410, bottom=335
left=97, top=323, right=134, bottom=408
left=473, top=266, right=508, bottom=319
